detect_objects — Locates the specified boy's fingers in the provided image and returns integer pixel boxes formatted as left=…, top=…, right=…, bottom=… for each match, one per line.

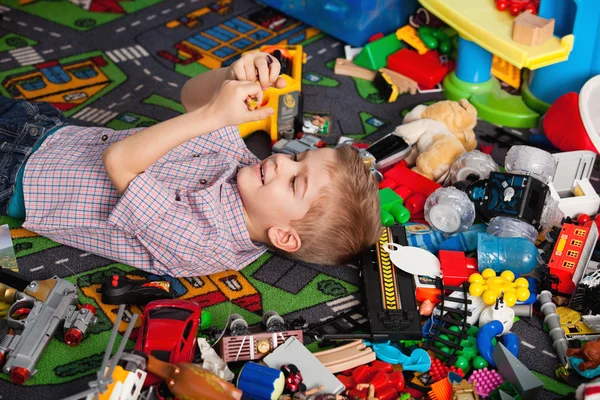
left=255, top=58, right=269, bottom=90
left=274, top=77, right=286, bottom=89
left=231, top=64, right=244, bottom=81
left=269, top=60, right=281, bottom=84
left=244, top=60, right=257, bottom=82
left=250, top=107, right=274, bottom=121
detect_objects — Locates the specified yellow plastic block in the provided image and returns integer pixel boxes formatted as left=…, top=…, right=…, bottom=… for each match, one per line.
left=419, top=0, right=573, bottom=70
left=492, top=55, right=521, bottom=89
left=395, top=25, right=429, bottom=55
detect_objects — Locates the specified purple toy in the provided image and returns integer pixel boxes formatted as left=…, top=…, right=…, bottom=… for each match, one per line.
left=468, top=368, right=504, bottom=398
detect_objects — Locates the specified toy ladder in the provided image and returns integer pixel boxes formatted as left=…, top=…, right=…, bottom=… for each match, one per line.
left=422, top=279, right=471, bottom=365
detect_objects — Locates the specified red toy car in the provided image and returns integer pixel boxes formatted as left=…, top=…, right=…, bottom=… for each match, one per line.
left=135, top=299, right=202, bottom=386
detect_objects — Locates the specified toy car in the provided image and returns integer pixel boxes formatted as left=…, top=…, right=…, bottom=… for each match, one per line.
left=135, top=300, right=202, bottom=387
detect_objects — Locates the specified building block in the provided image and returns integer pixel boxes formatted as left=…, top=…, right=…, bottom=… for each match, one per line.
left=334, top=58, right=376, bottom=81
left=379, top=68, right=418, bottom=95
left=379, top=188, right=410, bottom=226
left=492, top=55, right=521, bottom=89
left=513, top=12, right=555, bottom=47
left=428, top=377, right=452, bottom=400
left=337, top=361, right=405, bottom=400
left=395, top=25, right=428, bottom=55
left=493, top=343, right=543, bottom=400
left=354, top=33, right=403, bottom=71
left=439, top=250, right=478, bottom=287
left=386, top=48, right=449, bottom=89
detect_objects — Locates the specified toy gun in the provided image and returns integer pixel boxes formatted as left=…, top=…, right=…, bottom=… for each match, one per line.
left=0, top=267, right=97, bottom=384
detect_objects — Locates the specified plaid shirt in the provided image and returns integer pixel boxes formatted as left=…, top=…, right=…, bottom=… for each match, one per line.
left=22, top=124, right=267, bottom=277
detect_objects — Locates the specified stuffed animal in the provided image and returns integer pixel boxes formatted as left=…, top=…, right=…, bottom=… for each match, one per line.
left=394, top=99, right=478, bottom=182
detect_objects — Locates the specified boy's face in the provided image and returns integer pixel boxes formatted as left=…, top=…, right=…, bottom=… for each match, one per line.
left=238, top=148, right=336, bottom=239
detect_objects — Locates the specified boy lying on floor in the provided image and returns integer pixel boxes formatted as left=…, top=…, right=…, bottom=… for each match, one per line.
left=0, top=52, right=381, bottom=277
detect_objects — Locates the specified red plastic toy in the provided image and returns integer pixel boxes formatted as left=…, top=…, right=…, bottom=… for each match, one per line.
left=543, top=92, right=599, bottom=154
left=379, top=161, right=441, bottom=219
left=337, top=360, right=405, bottom=400
left=494, top=0, right=539, bottom=15
left=135, top=299, right=202, bottom=387
left=387, top=49, right=450, bottom=90
left=439, top=250, right=478, bottom=287
left=429, top=357, right=465, bottom=383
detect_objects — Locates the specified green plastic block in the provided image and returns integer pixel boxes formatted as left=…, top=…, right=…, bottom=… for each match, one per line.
left=379, top=188, right=410, bottom=226
left=354, top=33, right=402, bottom=71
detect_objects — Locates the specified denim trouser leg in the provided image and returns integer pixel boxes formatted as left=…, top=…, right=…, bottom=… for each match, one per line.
left=0, top=97, right=66, bottom=213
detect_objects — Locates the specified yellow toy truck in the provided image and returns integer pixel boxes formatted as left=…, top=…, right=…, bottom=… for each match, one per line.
left=238, top=45, right=304, bottom=143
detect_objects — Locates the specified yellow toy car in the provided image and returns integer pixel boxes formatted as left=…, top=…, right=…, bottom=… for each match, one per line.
left=238, top=45, right=304, bottom=143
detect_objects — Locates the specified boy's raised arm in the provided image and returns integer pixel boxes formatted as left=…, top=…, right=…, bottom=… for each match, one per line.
left=180, top=66, right=232, bottom=113
left=103, top=81, right=272, bottom=195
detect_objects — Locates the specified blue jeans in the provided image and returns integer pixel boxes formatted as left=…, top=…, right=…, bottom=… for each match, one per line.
left=0, top=97, right=66, bottom=213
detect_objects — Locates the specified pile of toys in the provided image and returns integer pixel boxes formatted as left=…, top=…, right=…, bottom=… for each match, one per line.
left=2, top=2, right=600, bottom=399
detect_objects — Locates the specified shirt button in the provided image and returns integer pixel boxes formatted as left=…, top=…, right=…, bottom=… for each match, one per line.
left=199, top=179, right=207, bottom=185
left=101, top=134, right=108, bottom=142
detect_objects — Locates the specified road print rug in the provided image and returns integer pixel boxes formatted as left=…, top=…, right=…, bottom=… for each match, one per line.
left=0, top=0, right=591, bottom=398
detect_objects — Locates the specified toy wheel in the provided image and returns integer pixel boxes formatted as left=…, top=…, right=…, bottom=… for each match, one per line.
left=447, top=150, right=498, bottom=186
left=505, top=145, right=557, bottom=183
left=228, top=314, right=249, bottom=336
left=262, top=310, right=285, bottom=331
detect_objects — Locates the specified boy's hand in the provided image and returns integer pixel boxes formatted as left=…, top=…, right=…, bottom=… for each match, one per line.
left=229, top=51, right=287, bottom=91
left=203, top=80, right=274, bottom=127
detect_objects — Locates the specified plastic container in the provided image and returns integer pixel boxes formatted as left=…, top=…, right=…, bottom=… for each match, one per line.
left=504, top=145, right=557, bottom=183
left=259, top=0, right=419, bottom=47
left=424, top=187, right=476, bottom=234
left=486, top=217, right=538, bottom=243
left=477, top=233, right=539, bottom=275
left=446, top=150, right=498, bottom=186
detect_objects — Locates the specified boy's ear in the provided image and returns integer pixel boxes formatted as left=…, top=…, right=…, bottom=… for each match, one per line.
left=267, top=226, right=301, bottom=253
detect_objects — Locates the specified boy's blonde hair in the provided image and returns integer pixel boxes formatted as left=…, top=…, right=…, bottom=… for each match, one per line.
left=280, top=145, right=381, bottom=265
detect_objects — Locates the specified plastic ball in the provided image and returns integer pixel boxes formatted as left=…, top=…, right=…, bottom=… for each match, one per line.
left=449, top=325, right=461, bottom=334
left=439, top=345, right=451, bottom=355
left=504, top=291, right=517, bottom=307
left=439, top=334, right=451, bottom=343
left=577, top=214, right=591, bottom=225
left=500, top=270, right=515, bottom=282
left=472, top=356, right=488, bottom=369
left=481, top=268, right=496, bottom=280
left=514, top=277, right=529, bottom=289
left=482, top=290, right=498, bottom=305
left=469, top=273, right=484, bottom=284
left=466, top=325, right=479, bottom=336
left=516, top=287, right=530, bottom=301
left=455, top=356, right=469, bottom=370
left=469, top=283, right=484, bottom=297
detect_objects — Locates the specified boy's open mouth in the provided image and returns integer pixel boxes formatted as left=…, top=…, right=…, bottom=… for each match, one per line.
left=260, top=163, right=265, bottom=185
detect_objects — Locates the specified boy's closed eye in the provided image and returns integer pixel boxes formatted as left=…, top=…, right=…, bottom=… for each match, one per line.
left=291, top=151, right=309, bottom=200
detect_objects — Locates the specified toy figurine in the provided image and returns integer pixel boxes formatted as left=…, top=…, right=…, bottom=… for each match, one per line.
left=567, top=338, right=600, bottom=372
left=281, top=364, right=306, bottom=394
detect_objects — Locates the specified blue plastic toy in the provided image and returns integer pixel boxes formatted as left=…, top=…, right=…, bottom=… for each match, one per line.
left=237, top=362, right=285, bottom=400
left=365, top=341, right=431, bottom=373
left=527, top=0, right=600, bottom=106
left=477, top=320, right=519, bottom=367
left=258, top=0, right=419, bottom=47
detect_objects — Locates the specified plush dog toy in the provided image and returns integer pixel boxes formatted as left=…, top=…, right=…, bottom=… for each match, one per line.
left=394, top=99, right=478, bottom=182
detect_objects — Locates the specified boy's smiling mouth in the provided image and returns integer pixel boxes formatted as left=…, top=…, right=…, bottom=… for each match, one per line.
left=260, top=163, right=265, bottom=184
